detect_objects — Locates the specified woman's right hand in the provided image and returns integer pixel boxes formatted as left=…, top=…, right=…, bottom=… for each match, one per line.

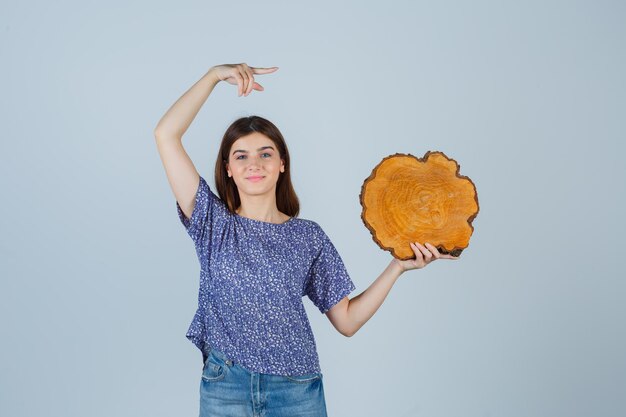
left=209, top=63, right=278, bottom=97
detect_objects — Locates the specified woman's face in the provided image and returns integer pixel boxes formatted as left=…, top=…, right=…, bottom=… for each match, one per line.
left=226, top=132, right=285, bottom=199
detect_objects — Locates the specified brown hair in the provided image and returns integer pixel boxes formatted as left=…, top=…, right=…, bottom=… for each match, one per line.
left=214, top=115, right=300, bottom=217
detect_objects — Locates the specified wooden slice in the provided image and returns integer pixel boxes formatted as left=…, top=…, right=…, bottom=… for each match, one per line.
left=359, top=151, right=479, bottom=260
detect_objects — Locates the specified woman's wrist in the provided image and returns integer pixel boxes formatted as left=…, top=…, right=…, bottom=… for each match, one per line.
left=390, top=258, right=405, bottom=276
left=205, top=67, right=220, bottom=85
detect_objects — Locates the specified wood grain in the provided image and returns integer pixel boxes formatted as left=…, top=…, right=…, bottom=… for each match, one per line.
left=359, top=151, right=479, bottom=260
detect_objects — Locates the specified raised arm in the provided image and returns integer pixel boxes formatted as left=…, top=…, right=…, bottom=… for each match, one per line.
left=154, top=68, right=221, bottom=219
left=153, top=63, right=278, bottom=219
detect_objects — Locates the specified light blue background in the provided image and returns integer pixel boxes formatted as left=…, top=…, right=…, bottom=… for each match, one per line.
left=1, top=1, right=625, bottom=416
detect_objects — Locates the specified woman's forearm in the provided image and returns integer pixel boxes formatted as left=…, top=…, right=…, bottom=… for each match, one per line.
left=346, top=260, right=404, bottom=336
left=154, top=68, right=221, bottom=138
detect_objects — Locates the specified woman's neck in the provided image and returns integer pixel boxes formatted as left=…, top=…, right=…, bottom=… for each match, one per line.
left=236, top=200, right=288, bottom=224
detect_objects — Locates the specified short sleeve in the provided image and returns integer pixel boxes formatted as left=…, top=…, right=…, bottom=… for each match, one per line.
left=303, top=225, right=357, bottom=314
left=175, top=175, right=216, bottom=247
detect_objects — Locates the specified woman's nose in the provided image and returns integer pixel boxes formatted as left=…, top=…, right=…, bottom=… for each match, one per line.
left=246, top=155, right=264, bottom=167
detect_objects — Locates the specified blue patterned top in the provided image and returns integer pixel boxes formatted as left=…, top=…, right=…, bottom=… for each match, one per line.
left=176, top=175, right=356, bottom=376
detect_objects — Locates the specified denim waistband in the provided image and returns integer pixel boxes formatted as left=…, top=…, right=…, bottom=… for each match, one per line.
left=206, top=345, right=234, bottom=365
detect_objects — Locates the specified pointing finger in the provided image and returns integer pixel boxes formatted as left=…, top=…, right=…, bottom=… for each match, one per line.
left=251, top=66, right=279, bottom=74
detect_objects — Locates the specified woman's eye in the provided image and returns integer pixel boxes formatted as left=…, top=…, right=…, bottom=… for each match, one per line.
left=235, top=153, right=271, bottom=160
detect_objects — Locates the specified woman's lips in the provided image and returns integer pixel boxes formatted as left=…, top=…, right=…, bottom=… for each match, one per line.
left=247, top=176, right=265, bottom=182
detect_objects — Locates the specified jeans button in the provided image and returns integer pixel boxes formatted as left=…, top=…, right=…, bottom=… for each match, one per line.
left=225, top=359, right=232, bottom=366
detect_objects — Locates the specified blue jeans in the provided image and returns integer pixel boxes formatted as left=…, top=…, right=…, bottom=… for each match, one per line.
left=199, top=346, right=328, bottom=417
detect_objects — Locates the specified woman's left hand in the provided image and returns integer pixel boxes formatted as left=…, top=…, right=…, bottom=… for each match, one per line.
left=392, top=242, right=459, bottom=273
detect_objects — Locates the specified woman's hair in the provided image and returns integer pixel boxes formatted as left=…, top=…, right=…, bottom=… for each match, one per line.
left=214, top=115, right=300, bottom=217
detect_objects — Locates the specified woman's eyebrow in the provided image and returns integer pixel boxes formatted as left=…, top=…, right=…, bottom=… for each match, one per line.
left=232, top=146, right=275, bottom=155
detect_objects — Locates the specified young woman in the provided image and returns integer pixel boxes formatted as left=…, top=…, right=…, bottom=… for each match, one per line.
left=154, top=63, right=458, bottom=417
